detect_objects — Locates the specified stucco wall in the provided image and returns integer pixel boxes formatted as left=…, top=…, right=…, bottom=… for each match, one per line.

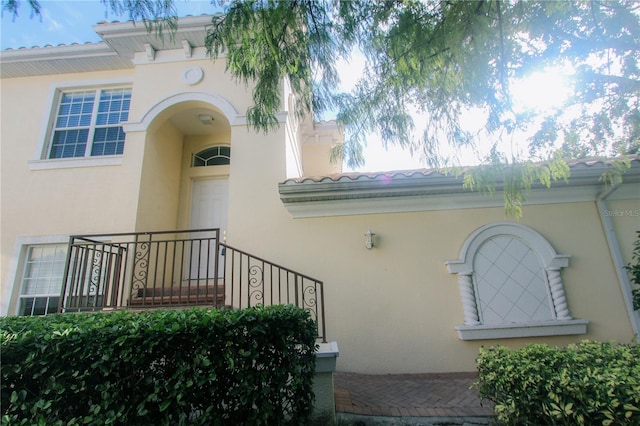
left=228, top=187, right=638, bottom=373
left=0, top=70, right=141, bottom=233
left=302, top=143, right=341, bottom=177
left=0, top=70, right=141, bottom=314
left=135, top=120, right=183, bottom=231
left=226, top=124, right=289, bottom=245
left=128, top=58, right=252, bottom=124
left=607, top=198, right=640, bottom=266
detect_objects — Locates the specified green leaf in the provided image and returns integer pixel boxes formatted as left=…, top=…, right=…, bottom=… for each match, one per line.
left=159, top=400, right=171, bottom=412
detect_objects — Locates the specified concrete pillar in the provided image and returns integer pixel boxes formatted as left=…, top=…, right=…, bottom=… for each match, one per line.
left=312, top=341, right=339, bottom=425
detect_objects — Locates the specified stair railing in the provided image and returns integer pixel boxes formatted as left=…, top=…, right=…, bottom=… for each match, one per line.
left=59, top=229, right=326, bottom=341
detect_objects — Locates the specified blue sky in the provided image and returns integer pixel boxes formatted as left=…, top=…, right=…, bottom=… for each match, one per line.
left=1, top=1, right=216, bottom=50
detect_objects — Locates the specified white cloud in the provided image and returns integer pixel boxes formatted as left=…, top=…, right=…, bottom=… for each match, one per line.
left=335, top=50, right=366, bottom=92
left=42, top=9, right=63, bottom=32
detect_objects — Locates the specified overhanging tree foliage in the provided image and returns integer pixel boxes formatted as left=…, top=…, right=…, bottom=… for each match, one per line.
left=3, top=0, right=639, bottom=214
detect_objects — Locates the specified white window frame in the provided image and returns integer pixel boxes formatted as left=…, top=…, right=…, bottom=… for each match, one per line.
left=3, top=236, right=70, bottom=316
left=16, top=243, right=68, bottom=316
left=28, top=79, right=132, bottom=171
left=48, top=87, right=131, bottom=158
left=192, top=145, right=231, bottom=167
left=445, top=222, right=588, bottom=340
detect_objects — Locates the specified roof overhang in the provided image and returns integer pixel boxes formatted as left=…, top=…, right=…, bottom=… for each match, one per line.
left=0, top=42, right=130, bottom=77
left=0, top=14, right=217, bottom=78
left=94, top=15, right=216, bottom=62
left=278, top=157, right=640, bottom=218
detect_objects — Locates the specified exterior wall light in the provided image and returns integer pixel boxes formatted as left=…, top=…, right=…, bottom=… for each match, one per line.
left=198, top=114, right=214, bottom=125
left=364, top=229, right=376, bottom=249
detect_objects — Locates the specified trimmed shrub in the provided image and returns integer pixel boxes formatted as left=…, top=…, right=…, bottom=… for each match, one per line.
left=1, top=305, right=317, bottom=425
left=475, top=341, right=640, bottom=425
left=625, top=230, right=640, bottom=311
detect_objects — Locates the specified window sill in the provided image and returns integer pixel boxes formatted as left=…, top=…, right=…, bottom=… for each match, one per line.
left=28, top=156, right=123, bottom=170
left=455, top=319, right=589, bottom=341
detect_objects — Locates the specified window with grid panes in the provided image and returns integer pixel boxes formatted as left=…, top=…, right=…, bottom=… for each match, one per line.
left=192, top=145, right=231, bottom=167
left=48, top=88, right=131, bottom=159
left=18, top=244, right=67, bottom=316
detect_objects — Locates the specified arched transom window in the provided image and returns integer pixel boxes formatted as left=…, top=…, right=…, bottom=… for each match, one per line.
left=192, top=145, right=230, bottom=167
left=446, top=222, right=588, bottom=340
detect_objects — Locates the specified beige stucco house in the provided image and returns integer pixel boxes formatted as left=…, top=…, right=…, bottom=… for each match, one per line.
left=1, top=15, right=639, bottom=375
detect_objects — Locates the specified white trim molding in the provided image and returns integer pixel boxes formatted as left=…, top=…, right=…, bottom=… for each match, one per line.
left=455, top=320, right=590, bottom=340
left=28, top=156, right=123, bottom=170
left=122, top=91, right=244, bottom=131
left=445, top=222, right=588, bottom=340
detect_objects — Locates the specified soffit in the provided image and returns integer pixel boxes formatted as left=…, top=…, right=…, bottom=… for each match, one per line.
left=0, top=14, right=216, bottom=78
left=0, top=43, right=131, bottom=77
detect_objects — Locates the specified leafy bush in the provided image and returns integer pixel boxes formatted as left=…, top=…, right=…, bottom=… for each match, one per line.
left=475, top=341, right=640, bottom=425
left=625, top=230, right=640, bottom=311
left=1, top=305, right=317, bottom=425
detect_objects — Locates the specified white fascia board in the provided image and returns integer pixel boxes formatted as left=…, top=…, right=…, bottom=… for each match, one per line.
left=1, top=42, right=114, bottom=62
left=279, top=174, right=463, bottom=201
left=607, top=182, right=640, bottom=200
left=282, top=185, right=609, bottom=218
left=93, top=15, right=216, bottom=39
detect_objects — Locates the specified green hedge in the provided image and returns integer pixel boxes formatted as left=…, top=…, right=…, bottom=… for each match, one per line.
left=475, top=341, right=640, bottom=425
left=1, top=305, right=317, bottom=426
left=626, top=230, right=640, bottom=311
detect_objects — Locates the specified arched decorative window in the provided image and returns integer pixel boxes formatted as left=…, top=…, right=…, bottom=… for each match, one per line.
left=192, top=145, right=230, bottom=167
left=446, top=222, right=588, bottom=340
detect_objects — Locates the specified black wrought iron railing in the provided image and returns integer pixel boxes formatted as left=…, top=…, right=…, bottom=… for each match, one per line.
left=220, top=243, right=326, bottom=342
left=59, top=229, right=326, bottom=342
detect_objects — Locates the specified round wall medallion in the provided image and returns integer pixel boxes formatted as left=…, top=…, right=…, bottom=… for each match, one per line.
left=182, top=66, right=204, bottom=85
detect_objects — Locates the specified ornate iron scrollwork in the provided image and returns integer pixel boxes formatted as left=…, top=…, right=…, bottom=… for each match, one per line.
left=131, top=242, right=150, bottom=296
left=84, top=249, right=103, bottom=307
left=248, top=263, right=264, bottom=306
left=302, top=283, right=318, bottom=321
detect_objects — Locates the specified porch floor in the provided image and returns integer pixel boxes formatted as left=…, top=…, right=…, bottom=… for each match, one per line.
left=334, top=372, right=495, bottom=421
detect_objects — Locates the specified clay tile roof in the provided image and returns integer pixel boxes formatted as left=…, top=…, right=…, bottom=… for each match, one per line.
left=282, top=155, right=640, bottom=185
left=283, top=168, right=441, bottom=184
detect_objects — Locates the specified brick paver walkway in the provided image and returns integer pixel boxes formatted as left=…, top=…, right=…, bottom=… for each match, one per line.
left=334, top=372, right=495, bottom=418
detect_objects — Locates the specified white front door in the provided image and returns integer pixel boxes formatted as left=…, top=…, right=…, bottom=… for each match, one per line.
left=189, top=178, right=229, bottom=278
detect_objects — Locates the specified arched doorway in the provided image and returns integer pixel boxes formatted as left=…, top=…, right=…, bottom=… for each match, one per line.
left=129, top=93, right=237, bottom=281
left=130, top=94, right=234, bottom=233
